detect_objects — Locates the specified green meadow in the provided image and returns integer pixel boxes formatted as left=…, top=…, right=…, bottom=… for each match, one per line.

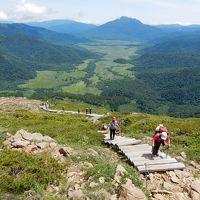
left=18, top=40, right=138, bottom=97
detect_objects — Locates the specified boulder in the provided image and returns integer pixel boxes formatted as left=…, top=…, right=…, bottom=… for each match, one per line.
left=171, top=192, right=190, bottom=200
left=19, top=129, right=34, bottom=141
left=163, top=182, right=183, bottom=192
left=89, top=182, right=99, bottom=188
left=190, top=161, right=200, bottom=170
left=99, top=177, right=105, bottom=184
left=59, top=146, right=74, bottom=156
left=3, top=140, right=12, bottom=148
left=31, top=132, right=44, bottom=142
left=191, top=180, right=200, bottom=194
left=167, top=171, right=179, bottom=184
left=43, top=135, right=55, bottom=142
left=174, top=170, right=191, bottom=179
left=190, top=190, right=200, bottom=200
left=12, top=140, right=30, bottom=148
left=176, top=156, right=186, bottom=162
left=180, top=152, right=187, bottom=159
left=83, top=162, right=94, bottom=168
left=23, top=144, right=38, bottom=152
left=119, top=178, right=147, bottom=200
left=114, top=165, right=127, bottom=183
left=153, top=194, right=165, bottom=200
left=49, top=142, right=57, bottom=149
left=36, top=142, right=49, bottom=150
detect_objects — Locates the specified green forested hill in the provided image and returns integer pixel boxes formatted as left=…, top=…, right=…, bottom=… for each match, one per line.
left=0, top=54, right=35, bottom=81
left=0, top=23, right=87, bottom=44
left=0, top=33, right=92, bottom=66
left=131, top=36, right=200, bottom=117
left=0, top=24, right=95, bottom=91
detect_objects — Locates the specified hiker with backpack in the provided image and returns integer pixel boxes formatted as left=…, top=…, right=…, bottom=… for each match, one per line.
left=109, top=116, right=119, bottom=140
left=155, top=124, right=167, bottom=135
left=152, top=131, right=171, bottom=156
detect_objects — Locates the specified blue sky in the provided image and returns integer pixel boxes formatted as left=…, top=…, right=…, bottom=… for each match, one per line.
left=0, top=0, right=200, bottom=25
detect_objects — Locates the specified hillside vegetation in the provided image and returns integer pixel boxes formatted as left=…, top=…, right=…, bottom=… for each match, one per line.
left=0, top=105, right=145, bottom=199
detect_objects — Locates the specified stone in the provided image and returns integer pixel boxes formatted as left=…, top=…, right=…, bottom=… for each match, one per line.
left=20, top=130, right=34, bottom=141
left=51, top=150, right=65, bottom=162
left=176, top=156, right=186, bottom=162
left=180, top=152, right=187, bottom=159
left=12, top=140, right=30, bottom=148
left=59, top=146, right=73, bottom=156
left=31, top=132, right=44, bottom=142
left=153, top=194, right=164, bottom=200
left=190, top=190, right=200, bottom=200
left=119, top=178, right=147, bottom=200
left=23, top=144, right=38, bottom=152
left=3, top=140, right=12, bottom=148
left=174, top=170, right=191, bottom=179
left=89, top=182, right=99, bottom=188
left=68, top=189, right=84, bottom=199
left=36, top=142, right=49, bottom=150
left=190, top=161, right=199, bottom=169
left=114, top=165, right=127, bottom=183
left=191, top=180, right=200, bottom=194
left=99, top=177, right=105, bottom=184
left=43, top=135, right=55, bottom=142
left=110, top=194, right=118, bottom=200
left=84, top=162, right=94, bottom=168
left=49, top=142, right=57, bottom=149
left=168, top=171, right=179, bottom=184
left=171, top=192, right=190, bottom=200
left=163, top=182, right=183, bottom=192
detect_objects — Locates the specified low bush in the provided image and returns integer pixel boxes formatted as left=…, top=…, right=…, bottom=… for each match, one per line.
left=0, top=150, right=65, bottom=194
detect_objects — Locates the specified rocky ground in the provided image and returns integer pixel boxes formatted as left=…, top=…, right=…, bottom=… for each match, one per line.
left=0, top=97, right=42, bottom=112
left=2, top=130, right=148, bottom=200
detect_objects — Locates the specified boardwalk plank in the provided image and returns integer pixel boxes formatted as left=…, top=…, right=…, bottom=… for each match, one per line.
left=103, top=134, right=185, bottom=173
left=134, top=158, right=178, bottom=166
left=137, top=163, right=185, bottom=173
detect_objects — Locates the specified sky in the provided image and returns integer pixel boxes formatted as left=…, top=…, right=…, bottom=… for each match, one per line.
left=0, top=0, right=200, bottom=25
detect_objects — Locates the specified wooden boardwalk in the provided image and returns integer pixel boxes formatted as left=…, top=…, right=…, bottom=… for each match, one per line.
left=103, top=134, right=185, bottom=173
left=40, top=106, right=103, bottom=121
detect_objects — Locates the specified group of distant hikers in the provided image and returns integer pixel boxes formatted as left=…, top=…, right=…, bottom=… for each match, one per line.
left=106, top=116, right=171, bottom=156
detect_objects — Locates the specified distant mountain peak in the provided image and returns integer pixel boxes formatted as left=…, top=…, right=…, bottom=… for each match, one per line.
left=118, top=16, right=142, bottom=24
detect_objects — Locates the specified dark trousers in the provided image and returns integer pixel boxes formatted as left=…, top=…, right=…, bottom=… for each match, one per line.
left=110, top=128, right=116, bottom=140
left=152, top=140, right=161, bottom=155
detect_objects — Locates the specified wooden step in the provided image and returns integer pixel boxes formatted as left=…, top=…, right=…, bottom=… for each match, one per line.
left=134, top=158, right=178, bottom=167
left=137, top=162, right=185, bottom=173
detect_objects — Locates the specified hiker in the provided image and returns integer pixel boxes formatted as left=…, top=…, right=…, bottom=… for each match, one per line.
left=78, top=108, right=80, bottom=114
left=152, top=132, right=171, bottom=156
left=155, top=124, right=167, bottom=134
left=46, top=100, right=49, bottom=109
left=86, top=108, right=89, bottom=115
left=89, top=107, right=92, bottom=114
left=109, top=116, right=119, bottom=140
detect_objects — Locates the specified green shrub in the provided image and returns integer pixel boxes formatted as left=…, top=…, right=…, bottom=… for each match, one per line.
left=0, top=150, right=65, bottom=194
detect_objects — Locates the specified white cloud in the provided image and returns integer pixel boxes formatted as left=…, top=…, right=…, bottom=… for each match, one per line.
left=13, top=0, right=49, bottom=21
left=0, top=11, right=8, bottom=20
left=0, top=0, right=51, bottom=21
